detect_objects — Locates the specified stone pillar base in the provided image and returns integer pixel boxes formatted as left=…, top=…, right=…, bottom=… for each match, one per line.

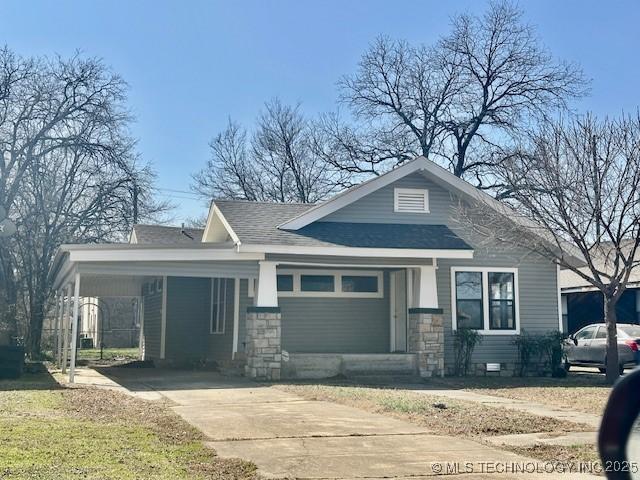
left=408, top=308, right=444, bottom=378
left=245, top=307, right=281, bottom=381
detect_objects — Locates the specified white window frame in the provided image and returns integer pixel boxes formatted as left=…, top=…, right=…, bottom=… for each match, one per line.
left=210, top=278, right=228, bottom=334
left=249, top=269, right=384, bottom=298
left=451, top=266, right=520, bottom=335
left=394, top=188, right=429, bottom=213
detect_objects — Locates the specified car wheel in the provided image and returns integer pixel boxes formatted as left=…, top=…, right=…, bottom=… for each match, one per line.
left=563, top=358, right=571, bottom=372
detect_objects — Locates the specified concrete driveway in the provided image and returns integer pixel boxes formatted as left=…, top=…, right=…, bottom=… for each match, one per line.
left=99, top=368, right=596, bottom=479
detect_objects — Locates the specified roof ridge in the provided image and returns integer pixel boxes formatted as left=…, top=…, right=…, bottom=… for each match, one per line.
left=213, top=198, right=316, bottom=206
left=135, top=224, right=204, bottom=231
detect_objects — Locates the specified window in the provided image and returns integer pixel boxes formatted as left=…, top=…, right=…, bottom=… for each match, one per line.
left=394, top=188, right=429, bottom=213
left=342, top=275, right=378, bottom=293
left=277, top=274, right=293, bottom=292
left=301, top=275, right=334, bottom=292
left=455, top=272, right=483, bottom=329
left=488, top=272, right=515, bottom=330
left=250, top=270, right=384, bottom=298
left=594, top=327, right=607, bottom=339
left=575, top=326, right=596, bottom=341
left=210, top=278, right=228, bottom=334
left=451, top=267, right=519, bottom=334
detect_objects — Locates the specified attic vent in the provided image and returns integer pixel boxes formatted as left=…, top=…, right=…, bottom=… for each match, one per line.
left=394, top=188, right=429, bottom=213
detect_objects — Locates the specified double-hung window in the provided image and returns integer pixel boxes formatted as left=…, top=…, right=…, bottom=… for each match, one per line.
left=452, top=267, right=519, bottom=334
left=210, top=278, right=229, bottom=334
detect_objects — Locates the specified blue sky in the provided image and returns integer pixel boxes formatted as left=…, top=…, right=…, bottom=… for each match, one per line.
left=2, top=0, right=639, bottom=221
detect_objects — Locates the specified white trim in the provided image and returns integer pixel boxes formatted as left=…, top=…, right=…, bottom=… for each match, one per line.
left=160, top=276, right=167, bottom=359
left=256, top=261, right=279, bottom=307
left=232, top=278, right=240, bottom=359
left=557, top=264, right=563, bottom=333
left=61, top=284, right=72, bottom=374
left=69, top=272, right=81, bottom=383
left=394, top=188, right=429, bottom=213
left=450, top=266, right=521, bottom=335
left=203, top=203, right=241, bottom=245
left=390, top=273, right=396, bottom=352
left=240, top=243, right=473, bottom=260
left=275, top=268, right=384, bottom=298
left=68, top=247, right=261, bottom=263
left=55, top=293, right=64, bottom=367
left=139, top=296, right=145, bottom=360
left=210, top=278, right=228, bottom=334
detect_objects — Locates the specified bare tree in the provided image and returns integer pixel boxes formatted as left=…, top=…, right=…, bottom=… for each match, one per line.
left=192, top=99, right=345, bottom=203
left=0, top=47, right=166, bottom=355
left=459, top=113, right=640, bottom=383
left=329, top=1, right=587, bottom=191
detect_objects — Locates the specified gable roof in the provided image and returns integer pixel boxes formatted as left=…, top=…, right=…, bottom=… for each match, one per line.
left=213, top=199, right=471, bottom=250
left=131, top=224, right=204, bottom=244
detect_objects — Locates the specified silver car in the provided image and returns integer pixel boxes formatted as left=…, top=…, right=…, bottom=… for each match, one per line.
left=564, top=323, right=640, bottom=374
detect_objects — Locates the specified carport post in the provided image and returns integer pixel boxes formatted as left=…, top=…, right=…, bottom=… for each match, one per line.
left=55, top=293, right=64, bottom=367
left=69, top=272, right=81, bottom=383
left=61, top=283, right=72, bottom=374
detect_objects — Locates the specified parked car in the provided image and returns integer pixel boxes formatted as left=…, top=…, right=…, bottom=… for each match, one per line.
left=564, top=323, right=640, bottom=374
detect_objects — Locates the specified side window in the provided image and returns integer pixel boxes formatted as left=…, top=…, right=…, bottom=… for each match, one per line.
left=575, top=326, right=595, bottom=341
left=594, top=327, right=607, bottom=339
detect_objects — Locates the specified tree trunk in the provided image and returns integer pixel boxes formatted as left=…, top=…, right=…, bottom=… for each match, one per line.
left=0, top=253, right=19, bottom=339
left=604, top=295, right=620, bottom=384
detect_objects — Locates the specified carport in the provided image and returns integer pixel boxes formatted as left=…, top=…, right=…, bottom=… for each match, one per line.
left=49, top=242, right=261, bottom=382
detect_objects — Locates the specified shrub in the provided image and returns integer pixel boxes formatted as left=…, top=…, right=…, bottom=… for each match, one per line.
left=453, top=328, right=483, bottom=376
left=513, top=330, right=565, bottom=376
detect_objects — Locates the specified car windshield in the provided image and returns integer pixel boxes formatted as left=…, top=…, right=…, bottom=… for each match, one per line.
left=619, top=325, right=640, bottom=338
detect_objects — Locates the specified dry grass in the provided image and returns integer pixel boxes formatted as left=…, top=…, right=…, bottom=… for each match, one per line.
left=508, top=444, right=600, bottom=465
left=0, top=372, right=257, bottom=479
left=434, top=373, right=611, bottom=416
left=277, top=384, right=593, bottom=437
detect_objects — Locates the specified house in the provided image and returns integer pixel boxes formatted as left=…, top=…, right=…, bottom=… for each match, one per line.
left=560, top=247, right=640, bottom=334
left=50, top=156, right=578, bottom=381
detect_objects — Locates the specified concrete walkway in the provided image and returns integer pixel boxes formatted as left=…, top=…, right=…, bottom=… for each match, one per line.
left=90, top=368, right=598, bottom=479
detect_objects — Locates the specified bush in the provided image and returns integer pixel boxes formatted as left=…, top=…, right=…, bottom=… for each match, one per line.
left=513, top=330, right=565, bottom=376
left=453, top=328, right=483, bottom=376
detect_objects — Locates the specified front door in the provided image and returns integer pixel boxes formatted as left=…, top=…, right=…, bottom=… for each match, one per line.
left=390, top=270, right=407, bottom=352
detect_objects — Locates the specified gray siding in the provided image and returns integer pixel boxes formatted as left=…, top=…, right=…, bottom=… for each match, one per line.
left=279, top=271, right=390, bottom=353
left=324, top=173, right=455, bottom=225
left=142, top=288, right=162, bottom=360
left=321, top=171, right=560, bottom=365
left=165, top=277, right=210, bottom=361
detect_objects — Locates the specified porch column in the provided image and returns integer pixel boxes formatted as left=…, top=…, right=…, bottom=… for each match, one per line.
left=245, top=261, right=281, bottom=381
left=61, top=283, right=72, bottom=374
left=408, top=264, right=444, bottom=378
left=55, top=293, right=64, bottom=367
left=69, top=273, right=81, bottom=383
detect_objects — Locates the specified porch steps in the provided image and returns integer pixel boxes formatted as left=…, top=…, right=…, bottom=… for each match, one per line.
left=283, top=353, right=419, bottom=380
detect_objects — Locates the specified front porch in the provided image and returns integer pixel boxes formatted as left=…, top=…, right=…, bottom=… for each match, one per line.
left=50, top=245, right=449, bottom=382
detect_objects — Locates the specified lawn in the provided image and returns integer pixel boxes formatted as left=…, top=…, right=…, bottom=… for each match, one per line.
left=77, top=347, right=140, bottom=362
left=435, top=373, right=612, bottom=416
left=277, top=384, right=593, bottom=437
left=0, top=372, right=256, bottom=479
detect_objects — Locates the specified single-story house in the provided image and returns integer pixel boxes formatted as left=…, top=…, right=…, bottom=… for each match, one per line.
left=50, top=156, right=580, bottom=381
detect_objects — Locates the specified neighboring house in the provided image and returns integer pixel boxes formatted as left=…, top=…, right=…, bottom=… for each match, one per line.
left=560, top=248, right=640, bottom=334
left=51, top=156, right=580, bottom=380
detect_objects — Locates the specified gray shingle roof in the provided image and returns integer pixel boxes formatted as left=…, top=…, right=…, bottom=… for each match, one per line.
left=132, top=224, right=204, bottom=244
left=214, top=200, right=471, bottom=250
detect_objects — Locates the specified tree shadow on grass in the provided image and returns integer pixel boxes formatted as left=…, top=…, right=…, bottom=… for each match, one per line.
left=0, top=368, right=61, bottom=391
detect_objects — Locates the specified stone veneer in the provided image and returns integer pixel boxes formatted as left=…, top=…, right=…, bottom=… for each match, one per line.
left=244, top=307, right=281, bottom=381
left=407, top=309, right=445, bottom=378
